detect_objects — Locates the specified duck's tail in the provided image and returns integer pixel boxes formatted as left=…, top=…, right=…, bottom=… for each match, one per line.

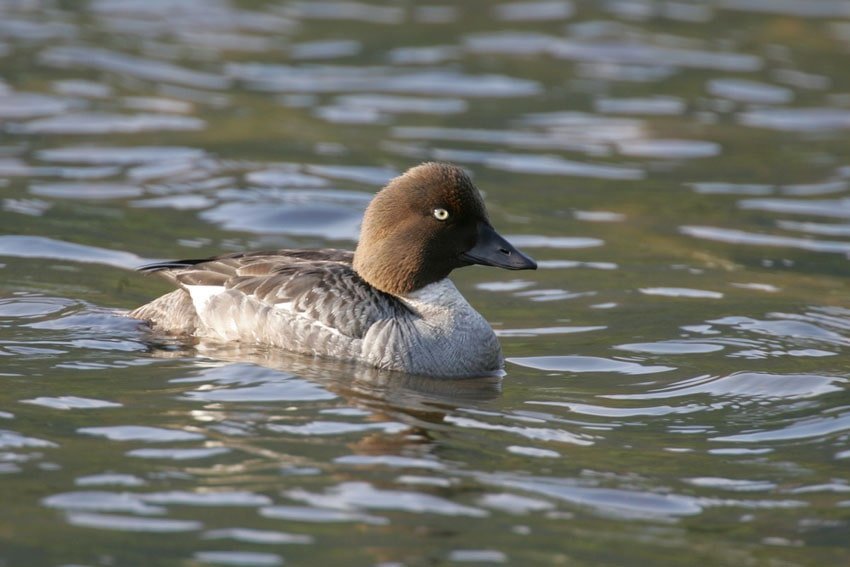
left=129, top=289, right=199, bottom=335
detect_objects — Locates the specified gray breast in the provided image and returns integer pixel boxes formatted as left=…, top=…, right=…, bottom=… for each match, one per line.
left=360, top=280, right=504, bottom=377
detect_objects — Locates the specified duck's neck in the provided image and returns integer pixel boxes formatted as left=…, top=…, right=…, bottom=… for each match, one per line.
left=353, top=246, right=449, bottom=297
left=398, top=279, right=473, bottom=319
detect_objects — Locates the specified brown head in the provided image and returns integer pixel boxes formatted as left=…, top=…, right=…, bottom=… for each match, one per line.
left=353, top=162, right=536, bottom=296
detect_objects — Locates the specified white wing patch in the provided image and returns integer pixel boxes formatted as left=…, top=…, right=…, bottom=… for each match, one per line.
left=186, top=285, right=225, bottom=315
left=273, top=301, right=294, bottom=314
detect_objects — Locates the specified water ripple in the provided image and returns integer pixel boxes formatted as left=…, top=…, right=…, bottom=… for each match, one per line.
left=640, top=287, right=724, bottom=299
left=707, top=78, right=793, bottom=104
left=43, top=491, right=163, bottom=515
left=175, top=363, right=336, bottom=403
left=0, top=92, right=79, bottom=118
left=37, top=145, right=206, bottom=164
left=282, top=1, right=404, bottom=23
left=606, top=372, right=845, bottom=400
left=510, top=356, right=675, bottom=375
left=0, top=295, right=74, bottom=319
left=708, top=313, right=850, bottom=346
left=334, top=455, right=444, bottom=470
left=268, top=421, right=407, bottom=436
left=78, top=426, right=205, bottom=442
left=506, top=235, right=604, bottom=249
left=719, top=0, right=850, bottom=18
left=0, top=235, right=150, bottom=269
left=245, top=169, right=329, bottom=187
left=466, top=33, right=761, bottom=71
left=392, top=125, right=601, bottom=153
left=480, top=474, right=703, bottom=519
left=495, top=1, right=574, bottom=21
left=192, top=551, right=283, bottom=566
left=286, top=481, right=489, bottom=517
left=0, top=430, right=57, bottom=449
left=449, top=550, right=508, bottom=563
left=432, top=150, right=645, bottom=180
left=713, top=411, right=850, bottom=443
left=615, top=341, right=724, bottom=354
left=739, top=108, right=850, bottom=131
left=496, top=326, right=606, bottom=338
left=681, top=225, right=850, bottom=254
left=444, top=415, right=595, bottom=446
left=127, top=447, right=231, bottom=460
left=595, top=96, right=685, bottom=115
left=21, top=396, right=122, bottom=410
left=528, top=401, right=705, bottom=418
left=688, top=182, right=773, bottom=195
left=739, top=197, right=850, bottom=218
left=76, top=474, right=146, bottom=487
left=201, top=188, right=370, bottom=240
left=506, top=445, right=561, bottom=458
left=260, top=505, right=387, bottom=524
left=228, top=64, right=542, bottom=97
left=203, top=528, right=313, bottom=544
left=685, top=477, right=777, bottom=492
left=142, top=490, right=271, bottom=507
left=291, top=39, right=361, bottom=60
left=52, top=79, right=112, bottom=99
left=30, top=182, right=142, bottom=200
left=66, top=512, right=202, bottom=532
left=41, top=46, right=230, bottom=89
left=10, top=112, right=205, bottom=134
left=616, top=139, right=721, bottom=159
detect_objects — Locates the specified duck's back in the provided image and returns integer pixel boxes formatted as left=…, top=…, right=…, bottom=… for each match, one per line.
left=130, top=249, right=406, bottom=360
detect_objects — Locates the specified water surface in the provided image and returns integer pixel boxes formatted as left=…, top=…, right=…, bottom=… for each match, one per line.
left=1, top=1, right=850, bottom=565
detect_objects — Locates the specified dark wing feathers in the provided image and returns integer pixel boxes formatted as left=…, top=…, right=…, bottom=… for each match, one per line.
left=140, top=249, right=353, bottom=277
left=139, top=248, right=399, bottom=339
left=139, top=249, right=351, bottom=285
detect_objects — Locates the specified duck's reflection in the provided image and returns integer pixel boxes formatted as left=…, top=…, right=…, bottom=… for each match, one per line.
left=144, top=336, right=502, bottom=442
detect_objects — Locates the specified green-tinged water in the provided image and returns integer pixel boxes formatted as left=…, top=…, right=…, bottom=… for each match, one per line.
left=1, top=1, right=850, bottom=565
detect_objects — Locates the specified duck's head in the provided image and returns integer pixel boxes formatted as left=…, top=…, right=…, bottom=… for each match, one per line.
left=353, top=162, right=537, bottom=296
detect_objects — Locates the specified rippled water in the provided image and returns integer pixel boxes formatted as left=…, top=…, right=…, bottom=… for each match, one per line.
left=2, top=1, right=850, bottom=565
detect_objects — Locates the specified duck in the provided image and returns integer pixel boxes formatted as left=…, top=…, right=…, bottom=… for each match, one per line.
left=130, top=162, right=537, bottom=377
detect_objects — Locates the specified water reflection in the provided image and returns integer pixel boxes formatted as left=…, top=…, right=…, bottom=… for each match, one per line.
left=168, top=340, right=505, bottom=412
left=41, top=46, right=231, bottom=89
left=478, top=474, right=703, bottom=519
left=10, top=112, right=206, bottom=135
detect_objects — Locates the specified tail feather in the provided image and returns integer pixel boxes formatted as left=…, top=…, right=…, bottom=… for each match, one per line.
left=130, top=289, right=199, bottom=335
left=138, top=259, right=206, bottom=273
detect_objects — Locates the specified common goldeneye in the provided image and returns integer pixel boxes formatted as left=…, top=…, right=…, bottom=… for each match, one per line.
left=131, top=162, right=537, bottom=377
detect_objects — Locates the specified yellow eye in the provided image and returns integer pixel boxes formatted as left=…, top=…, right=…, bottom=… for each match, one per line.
left=433, top=208, right=449, bottom=221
